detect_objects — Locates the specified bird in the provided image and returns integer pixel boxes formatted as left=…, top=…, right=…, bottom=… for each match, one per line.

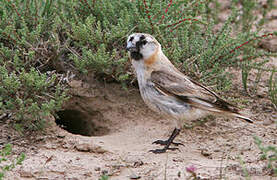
left=126, top=33, right=253, bottom=153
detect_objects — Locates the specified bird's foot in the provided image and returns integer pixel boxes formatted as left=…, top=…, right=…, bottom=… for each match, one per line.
left=152, top=139, right=184, bottom=146
left=149, top=128, right=182, bottom=154
left=149, top=147, right=179, bottom=154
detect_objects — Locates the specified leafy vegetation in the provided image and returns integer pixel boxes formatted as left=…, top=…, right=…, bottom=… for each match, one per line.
left=269, top=70, right=277, bottom=108
left=99, top=174, right=109, bottom=180
left=0, top=0, right=276, bottom=131
left=0, top=144, right=25, bottom=180
left=254, top=136, right=277, bottom=176
left=0, top=66, right=67, bottom=131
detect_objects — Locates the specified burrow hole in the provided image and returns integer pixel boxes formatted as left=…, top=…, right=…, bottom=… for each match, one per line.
left=55, top=109, right=109, bottom=136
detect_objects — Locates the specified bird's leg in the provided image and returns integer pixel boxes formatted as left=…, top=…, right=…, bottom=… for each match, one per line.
left=152, top=128, right=184, bottom=146
left=149, top=128, right=183, bottom=153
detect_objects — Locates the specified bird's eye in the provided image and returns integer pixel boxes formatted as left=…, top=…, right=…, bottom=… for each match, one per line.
left=129, top=36, right=134, bottom=41
left=140, top=35, right=145, bottom=41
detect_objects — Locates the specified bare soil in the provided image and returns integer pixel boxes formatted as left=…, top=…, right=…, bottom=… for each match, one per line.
left=2, top=73, right=276, bottom=180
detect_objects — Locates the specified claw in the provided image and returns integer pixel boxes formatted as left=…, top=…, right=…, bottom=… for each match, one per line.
left=172, top=142, right=184, bottom=146
left=152, top=140, right=184, bottom=146
left=149, top=147, right=179, bottom=154
left=152, top=140, right=167, bottom=145
left=149, top=128, right=182, bottom=154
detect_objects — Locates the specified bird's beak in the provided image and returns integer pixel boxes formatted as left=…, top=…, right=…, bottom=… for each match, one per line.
left=126, top=41, right=136, bottom=52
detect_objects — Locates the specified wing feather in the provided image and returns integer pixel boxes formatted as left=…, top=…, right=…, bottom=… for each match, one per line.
left=150, top=70, right=237, bottom=112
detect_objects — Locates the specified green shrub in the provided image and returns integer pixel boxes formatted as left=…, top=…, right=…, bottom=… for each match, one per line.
left=68, top=0, right=277, bottom=98
left=254, top=136, right=277, bottom=176
left=268, top=70, right=277, bottom=108
left=0, top=0, right=276, bottom=131
left=0, top=0, right=68, bottom=131
left=0, top=66, right=67, bottom=131
left=0, top=144, right=25, bottom=180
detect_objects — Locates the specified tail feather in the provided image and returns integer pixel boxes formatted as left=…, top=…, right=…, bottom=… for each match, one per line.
left=233, top=113, right=253, bottom=123
left=187, top=97, right=254, bottom=123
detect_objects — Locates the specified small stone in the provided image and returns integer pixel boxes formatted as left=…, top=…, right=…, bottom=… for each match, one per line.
left=69, top=80, right=82, bottom=88
left=129, top=174, right=141, bottom=179
left=101, top=170, right=108, bottom=175
left=94, top=167, right=101, bottom=171
left=19, top=170, right=33, bottom=178
left=75, top=142, right=107, bottom=153
left=259, top=37, right=277, bottom=52
left=91, top=145, right=107, bottom=154
left=57, top=135, right=65, bottom=138
left=177, top=171, right=181, bottom=177
left=201, top=149, right=211, bottom=157
left=263, top=119, right=274, bottom=126
left=75, top=143, right=91, bottom=152
left=133, top=160, right=143, bottom=167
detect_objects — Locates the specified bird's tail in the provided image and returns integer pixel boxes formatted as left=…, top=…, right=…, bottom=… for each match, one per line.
left=187, top=97, right=254, bottom=123
left=215, top=98, right=254, bottom=123
left=231, top=112, right=253, bottom=123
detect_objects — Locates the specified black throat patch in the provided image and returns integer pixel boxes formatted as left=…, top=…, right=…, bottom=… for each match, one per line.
left=130, top=51, right=143, bottom=60
left=129, top=35, right=147, bottom=61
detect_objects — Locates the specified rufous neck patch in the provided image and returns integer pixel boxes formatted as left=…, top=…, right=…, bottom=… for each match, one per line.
left=144, top=50, right=158, bottom=66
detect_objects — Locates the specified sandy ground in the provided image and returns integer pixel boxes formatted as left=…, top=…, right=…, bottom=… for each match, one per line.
left=2, top=75, right=276, bottom=180
left=1, top=2, right=277, bottom=180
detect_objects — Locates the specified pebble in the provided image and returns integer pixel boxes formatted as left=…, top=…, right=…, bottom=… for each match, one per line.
left=75, top=143, right=107, bottom=153
left=19, top=170, right=33, bottom=178
left=94, top=167, right=101, bottom=171
left=129, top=174, right=141, bottom=179
left=201, top=149, right=211, bottom=157
left=260, top=37, right=277, bottom=52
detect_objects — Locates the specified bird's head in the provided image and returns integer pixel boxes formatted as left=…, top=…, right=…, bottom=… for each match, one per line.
left=126, top=33, right=161, bottom=61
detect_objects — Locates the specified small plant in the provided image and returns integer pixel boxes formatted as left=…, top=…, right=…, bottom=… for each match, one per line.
left=0, top=144, right=25, bottom=180
left=238, top=156, right=250, bottom=180
left=254, top=136, right=277, bottom=176
left=268, top=70, right=277, bottom=108
left=99, top=174, right=109, bottom=180
left=186, top=165, right=197, bottom=179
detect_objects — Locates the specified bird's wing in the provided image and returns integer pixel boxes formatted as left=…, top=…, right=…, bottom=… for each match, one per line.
left=150, top=69, right=237, bottom=112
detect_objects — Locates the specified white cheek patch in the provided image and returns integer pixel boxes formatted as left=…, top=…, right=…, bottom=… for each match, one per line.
left=140, top=43, right=156, bottom=59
